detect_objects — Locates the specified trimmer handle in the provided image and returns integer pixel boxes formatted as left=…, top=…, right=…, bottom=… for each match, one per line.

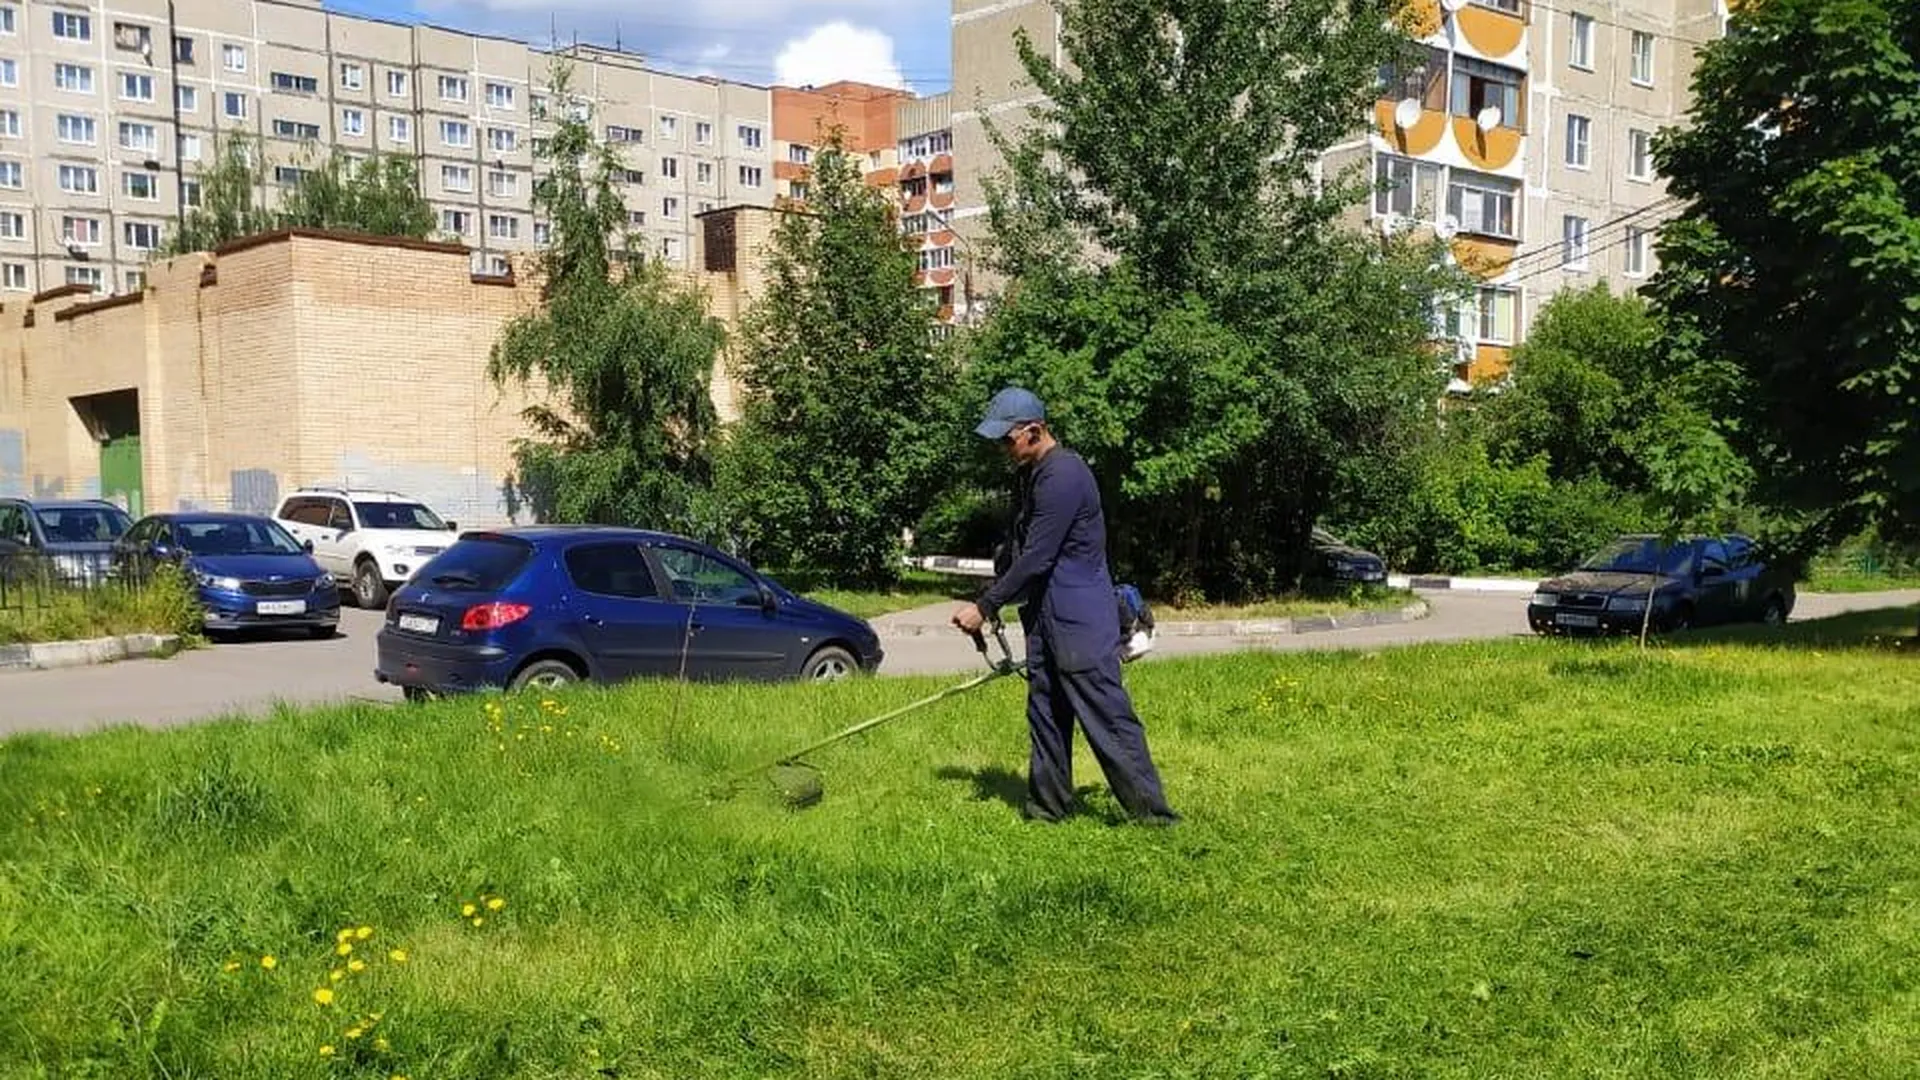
left=968, top=618, right=1020, bottom=676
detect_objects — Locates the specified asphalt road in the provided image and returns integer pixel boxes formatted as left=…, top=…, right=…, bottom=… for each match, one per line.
left=3, top=589, right=1914, bottom=738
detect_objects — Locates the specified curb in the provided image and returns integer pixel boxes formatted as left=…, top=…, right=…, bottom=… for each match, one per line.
left=875, top=600, right=1429, bottom=640
left=1389, top=574, right=1537, bottom=594
left=0, top=633, right=182, bottom=674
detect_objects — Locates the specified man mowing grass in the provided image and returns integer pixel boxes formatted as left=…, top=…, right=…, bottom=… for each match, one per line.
left=952, top=387, right=1181, bottom=826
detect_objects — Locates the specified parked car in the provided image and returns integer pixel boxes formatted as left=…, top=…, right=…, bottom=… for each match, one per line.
left=273, top=488, right=460, bottom=610
left=1527, top=533, right=1796, bottom=636
left=1308, top=527, right=1390, bottom=585
left=0, top=497, right=134, bottom=586
left=375, top=526, right=884, bottom=698
left=114, top=512, right=341, bottom=638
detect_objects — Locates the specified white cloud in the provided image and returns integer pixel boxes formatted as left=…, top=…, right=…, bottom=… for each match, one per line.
left=773, top=21, right=911, bottom=91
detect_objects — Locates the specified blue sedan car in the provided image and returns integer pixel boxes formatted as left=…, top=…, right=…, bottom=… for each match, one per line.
left=374, top=527, right=884, bottom=697
left=115, top=512, right=342, bottom=638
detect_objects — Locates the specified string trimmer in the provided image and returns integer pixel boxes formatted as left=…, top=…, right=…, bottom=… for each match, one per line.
left=718, top=621, right=1027, bottom=809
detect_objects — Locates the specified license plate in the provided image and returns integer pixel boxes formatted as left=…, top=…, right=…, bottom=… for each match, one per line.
left=258, top=599, right=307, bottom=616
left=1557, top=613, right=1600, bottom=628
left=398, top=613, right=440, bottom=635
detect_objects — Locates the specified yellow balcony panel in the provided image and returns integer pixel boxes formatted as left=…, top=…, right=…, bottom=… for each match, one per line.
left=1453, top=116, right=1524, bottom=171
left=1375, top=100, right=1449, bottom=157
left=1395, top=0, right=1444, bottom=38
left=1458, top=4, right=1526, bottom=61
left=1470, top=343, right=1513, bottom=383
left=1450, top=235, right=1518, bottom=280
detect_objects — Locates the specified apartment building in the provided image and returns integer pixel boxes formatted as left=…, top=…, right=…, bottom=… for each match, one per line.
left=894, top=92, right=961, bottom=330
left=0, top=0, right=775, bottom=297
left=948, top=0, right=1732, bottom=384
left=769, top=80, right=909, bottom=204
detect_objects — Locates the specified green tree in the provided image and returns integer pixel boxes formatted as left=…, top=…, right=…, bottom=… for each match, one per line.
left=969, top=0, right=1458, bottom=599
left=487, top=62, right=725, bottom=533
left=160, top=134, right=275, bottom=256
left=720, top=128, right=956, bottom=586
left=275, top=148, right=435, bottom=238
left=1649, top=0, right=1920, bottom=562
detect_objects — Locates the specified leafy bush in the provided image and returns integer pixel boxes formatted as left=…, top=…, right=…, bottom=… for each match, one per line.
left=911, top=485, right=1008, bottom=559
left=0, top=561, right=203, bottom=646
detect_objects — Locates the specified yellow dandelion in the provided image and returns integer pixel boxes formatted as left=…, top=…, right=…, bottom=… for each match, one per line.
left=461, top=903, right=477, bottom=918
left=313, top=987, right=335, bottom=1006
left=319, top=1045, right=335, bottom=1058
left=486, top=896, right=505, bottom=911
left=335, top=942, right=353, bottom=957
left=345, top=1026, right=364, bottom=1040
left=329, top=969, right=345, bottom=983
left=471, top=916, right=485, bottom=928
left=355, top=926, right=373, bottom=940
left=388, top=949, right=409, bottom=963
left=260, top=955, right=278, bottom=970
left=393, top=1075, right=410, bottom=1080
left=374, top=1036, right=391, bottom=1052
left=348, top=959, right=367, bottom=973
left=222, top=960, right=241, bottom=973
left=336, top=928, right=354, bottom=944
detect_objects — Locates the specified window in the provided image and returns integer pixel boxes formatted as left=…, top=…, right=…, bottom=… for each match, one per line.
left=654, top=546, right=758, bottom=605
left=695, top=121, right=713, bottom=145
left=1470, top=0, right=1521, bottom=11
left=124, top=269, right=145, bottom=292
left=626, top=209, right=645, bottom=227
left=662, top=196, right=679, bottom=220
left=270, top=72, right=318, bottom=94
left=697, top=161, right=714, bottom=185
left=387, top=70, right=408, bottom=97
left=1475, top=287, right=1517, bottom=345
left=658, top=114, right=677, bottom=140
left=176, top=85, right=197, bottom=112
left=440, top=120, right=471, bottom=148
left=620, top=168, right=645, bottom=185
left=342, top=108, right=364, bottom=136
left=178, top=132, right=201, bottom=160
left=437, top=75, right=467, bottom=102
left=1450, top=57, right=1521, bottom=130
left=1445, top=172, right=1518, bottom=239
left=123, top=221, right=162, bottom=249
left=58, top=115, right=98, bottom=145
left=340, top=63, right=364, bottom=91
left=1, top=264, right=25, bottom=291
left=181, top=178, right=201, bottom=207
left=119, top=121, right=157, bottom=152
left=123, top=171, right=158, bottom=199
left=1565, top=114, right=1592, bottom=168
left=0, top=211, right=21, bottom=238
left=0, top=5, right=12, bottom=34
left=485, top=82, right=513, bottom=109
left=788, top=181, right=809, bottom=201
left=61, top=215, right=102, bottom=245
left=0, top=160, right=19, bottom=188
left=440, top=209, right=469, bottom=235
left=487, top=213, right=517, bottom=239
left=272, top=165, right=306, bottom=186
left=738, top=165, right=763, bottom=188
left=0, top=110, right=14, bottom=138
left=223, top=92, right=248, bottom=120
left=173, top=35, right=193, bottom=63
left=0, top=58, right=13, bottom=87
left=120, top=73, right=155, bottom=102
left=441, top=164, right=473, bottom=193
left=737, top=124, right=763, bottom=150
left=66, top=266, right=103, bottom=291
left=564, top=543, right=660, bottom=599
left=1562, top=215, right=1591, bottom=269
left=272, top=119, right=321, bottom=140
left=530, top=137, right=549, bottom=156
left=660, top=236, right=682, bottom=263
left=488, top=170, right=517, bottom=197
left=488, top=127, right=516, bottom=152
left=1624, top=226, right=1650, bottom=276
left=222, top=44, right=246, bottom=73
left=660, top=156, right=678, bottom=180
left=52, top=10, right=89, bottom=40
left=533, top=221, right=550, bottom=245
left=788, top=144, right=812, bottom=165
left=919, top=247, right=957, bottom=271
left=606, top=125, right=643, bottom=144
left=1374, top=154, right=1441, bottom=219
left=1627, top=128, right=1652, bottom=180
left=387, top=116, right=411, bottom=145
left=55, top=63, right=95, bottom=93
left=1568, top=13, right=1594, bottom=70
left=113, top=21, right=148, bottom=54
left=1630, top=31, right=1655, bottom=86
left=530, top=93, right=549, bottom=118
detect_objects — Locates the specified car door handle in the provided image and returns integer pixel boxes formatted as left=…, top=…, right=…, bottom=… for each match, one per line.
left=584, top=614, right=605, bottom=626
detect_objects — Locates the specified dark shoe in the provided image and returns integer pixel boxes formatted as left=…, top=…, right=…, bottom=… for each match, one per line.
left=1131, top=811, right=1182, bottom=828
left=1022, top=800, right=1067, bottom=824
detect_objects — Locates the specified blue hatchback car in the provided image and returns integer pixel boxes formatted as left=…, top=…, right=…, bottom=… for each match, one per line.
left=374, top=527, right=884, bottom=697
left=115, top=512, right=342, bottom=638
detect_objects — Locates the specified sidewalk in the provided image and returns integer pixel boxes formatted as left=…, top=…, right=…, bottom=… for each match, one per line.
left=907, top=556, right=1539, bottom=595
left=870, top=598, right=1431, bottom=641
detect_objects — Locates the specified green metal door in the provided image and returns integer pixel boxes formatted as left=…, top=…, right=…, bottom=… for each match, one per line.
left=100, top=433, right=143, bottom=519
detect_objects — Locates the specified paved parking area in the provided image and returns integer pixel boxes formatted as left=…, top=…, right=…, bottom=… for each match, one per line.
left=1, top=589, right=1912, bottom=738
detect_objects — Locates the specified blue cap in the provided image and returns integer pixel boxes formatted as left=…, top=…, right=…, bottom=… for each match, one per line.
left=975, top=386, right=1047, bottom=439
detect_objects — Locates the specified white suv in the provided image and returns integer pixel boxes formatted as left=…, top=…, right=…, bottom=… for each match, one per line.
left=274, top=488, right=460, bottom=609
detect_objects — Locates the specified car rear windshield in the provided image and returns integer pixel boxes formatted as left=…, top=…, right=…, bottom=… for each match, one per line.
left=35, top=506, right=132, bottom=542
left=419, top=535, right=533, bottom=591
left=356, top=502, right=447, bottom=530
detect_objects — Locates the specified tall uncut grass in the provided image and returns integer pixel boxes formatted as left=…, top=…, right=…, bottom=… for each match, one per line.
left=1, top=609, right=1916, bottom=1078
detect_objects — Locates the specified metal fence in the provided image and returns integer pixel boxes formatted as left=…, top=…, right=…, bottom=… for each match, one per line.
left=0, top=549, right=141, bottom=612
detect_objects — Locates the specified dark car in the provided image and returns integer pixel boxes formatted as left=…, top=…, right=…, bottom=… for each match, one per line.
left=114, top=513, right=341, bottom=638
left=1527, top=533, right=1796, bottom=636
left=374, top=526, right=884, bottom=698
left=1309, top=527, right=1390, bottom=585
left=0, top=497, right=135, bottom=586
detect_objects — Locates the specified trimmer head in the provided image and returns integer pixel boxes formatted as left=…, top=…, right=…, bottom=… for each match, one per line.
left=769, top=762, right=824, bottom=808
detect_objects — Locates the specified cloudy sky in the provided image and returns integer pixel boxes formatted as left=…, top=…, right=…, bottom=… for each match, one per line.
left=329, top=0, right=952, bottom=92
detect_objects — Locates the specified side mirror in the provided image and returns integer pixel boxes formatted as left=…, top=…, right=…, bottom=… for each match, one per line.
left=1700, top=564, right=1726, bottom=580
left=446, top=521, right=458, bottom=532
left=303, top=539, right=315, bottom=553
left=756, top=584, right=778, bottom=612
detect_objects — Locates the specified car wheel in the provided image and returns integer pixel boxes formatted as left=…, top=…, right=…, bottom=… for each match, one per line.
left=1668, top=604, right=1695, bottom=633
left=352, top=559, right=389, bottom=610
left=403, top=686, right=435, bottom=704
left=510, top=658, right=581, bottom=692
left=1761, top=596, right=1788, bottom=627
left=803, top=645, right=859, bottom=681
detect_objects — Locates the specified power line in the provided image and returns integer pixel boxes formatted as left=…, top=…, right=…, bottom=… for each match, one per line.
left=1490, top=196, right=1681, bottom=275
left=1501, top=211, right=1681, bottom=288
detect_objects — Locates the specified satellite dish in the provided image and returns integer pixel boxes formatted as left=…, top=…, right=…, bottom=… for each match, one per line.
left=1436, top=215, right=1461, bottom=241
left=1394, top=97, right=1422, bottom=130
left=1442, top=0, right=1469, bottom=10
left=1476, top=105, right=1503, bottom=133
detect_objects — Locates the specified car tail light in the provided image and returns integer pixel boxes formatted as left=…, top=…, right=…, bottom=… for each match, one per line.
left=461, top=602, right=531, bottom=631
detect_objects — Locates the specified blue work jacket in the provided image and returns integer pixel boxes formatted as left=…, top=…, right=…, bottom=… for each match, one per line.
left=977, top=447, right=1120, bottom=672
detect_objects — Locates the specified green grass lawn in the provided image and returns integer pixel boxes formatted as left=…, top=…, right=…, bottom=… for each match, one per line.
left=794, top=571, right=1412, bottom=622
left=3, top=612, right=1917, bottom=1078
left=789, top=569, right=975, bottom=619
left=1805, top=568, right=1920, bottom=594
